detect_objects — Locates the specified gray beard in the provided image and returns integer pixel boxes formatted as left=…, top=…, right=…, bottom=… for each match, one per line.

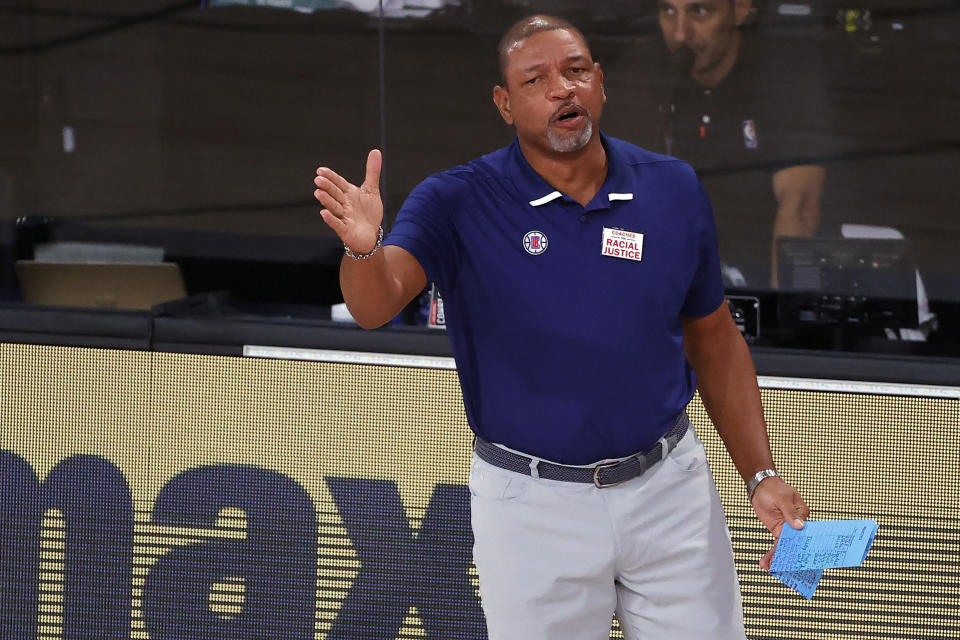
left=547, top=118, right=593, bottom=153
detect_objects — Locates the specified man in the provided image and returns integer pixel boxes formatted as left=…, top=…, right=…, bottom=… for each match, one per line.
left=313, top=15, right=808, bottom=639
left=655, top=0, right=829, bottom=287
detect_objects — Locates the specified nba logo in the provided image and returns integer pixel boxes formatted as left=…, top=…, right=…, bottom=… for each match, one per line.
left=742, top=120, right=758, bottom=149
left=523, top=230, right=548, bottom=255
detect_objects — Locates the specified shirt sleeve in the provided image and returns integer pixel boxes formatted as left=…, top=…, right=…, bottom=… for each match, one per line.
left=382, top=173, right=461, bottom=294
left=681, top=179, right=726, bottom=318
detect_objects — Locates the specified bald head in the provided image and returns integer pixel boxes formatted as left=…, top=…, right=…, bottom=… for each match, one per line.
left=497, top=15, right=589, bottom=87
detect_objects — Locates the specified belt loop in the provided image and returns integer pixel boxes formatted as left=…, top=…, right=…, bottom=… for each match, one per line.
left=529, top=457, right=540, bottom=480
left=658, top=436, right=669, bottom=461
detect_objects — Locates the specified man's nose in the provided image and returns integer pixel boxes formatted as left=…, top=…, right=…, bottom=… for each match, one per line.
left=547, top=73, right=576, bottom=98
left=673, top=14, right=690, bottom=43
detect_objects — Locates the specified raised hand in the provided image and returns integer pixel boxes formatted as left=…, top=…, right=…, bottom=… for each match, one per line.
left=314, top=149, right=384, bottom=255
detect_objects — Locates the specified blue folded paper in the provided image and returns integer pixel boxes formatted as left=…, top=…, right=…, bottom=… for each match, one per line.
left=770, top=519, right=879, bottom=599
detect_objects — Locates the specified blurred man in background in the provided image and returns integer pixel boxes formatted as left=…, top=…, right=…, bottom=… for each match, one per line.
left=655, top=0, right=830, bottom=287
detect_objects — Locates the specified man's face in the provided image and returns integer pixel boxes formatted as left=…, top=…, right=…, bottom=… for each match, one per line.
left=657, top=0, right=747, bottom=76
left=493, top=29, right=606, bottom=154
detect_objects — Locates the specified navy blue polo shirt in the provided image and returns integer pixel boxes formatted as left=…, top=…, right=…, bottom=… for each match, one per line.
left=385, top=133, right=724, bottom=464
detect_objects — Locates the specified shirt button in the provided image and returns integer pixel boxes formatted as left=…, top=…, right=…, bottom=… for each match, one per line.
left=580, top=215, right=587, bottom=222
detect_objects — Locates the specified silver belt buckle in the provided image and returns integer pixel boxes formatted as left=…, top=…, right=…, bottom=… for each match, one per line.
left=592, top=461, right=623, bottom=489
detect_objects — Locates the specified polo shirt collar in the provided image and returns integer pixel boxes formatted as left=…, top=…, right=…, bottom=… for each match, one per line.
left=509, top=131, right=634, bottom=212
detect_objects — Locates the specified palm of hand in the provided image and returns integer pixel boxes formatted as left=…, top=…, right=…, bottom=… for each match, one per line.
left=347, top=184, right=383, bottom=245
left=314, top=149, right=384, bottom=254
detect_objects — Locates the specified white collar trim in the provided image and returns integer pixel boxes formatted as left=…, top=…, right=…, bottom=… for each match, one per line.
left=528, top=191, right=633, bottom=206
left=529, top=191, right=562, bottom=207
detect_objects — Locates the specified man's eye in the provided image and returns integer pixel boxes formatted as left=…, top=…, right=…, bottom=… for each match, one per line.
left=525, top=77, right=539, bottom=85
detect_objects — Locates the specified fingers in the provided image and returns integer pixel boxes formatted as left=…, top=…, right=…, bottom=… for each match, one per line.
left=796, top=493, right=811, bottom=524
left=314, top=174, right=346, bottom=200
left=786, top=491, right=808, bottom=530
left=774, top=497, right=805, bottom=531
left=770, top=521, right=785, bottom=539
left=314, top=186, right=345, bottom=219
left=314, top=174, right=347, bottom=207
left=361, top=149, right=382, bottom=194
left=315, top=166, right=353, bottom=195
left=760, top=545, right=775, bottom=570
left=314, top=150, right=381, bottom=212
left=318, top=208, right=346, bottom=236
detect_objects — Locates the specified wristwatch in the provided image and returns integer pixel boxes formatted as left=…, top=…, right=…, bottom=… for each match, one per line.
left=746, top=469, right=780, bottom=500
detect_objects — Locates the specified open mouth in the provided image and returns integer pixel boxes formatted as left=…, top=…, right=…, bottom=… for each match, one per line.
left=553, top=106, right=585, bottom=125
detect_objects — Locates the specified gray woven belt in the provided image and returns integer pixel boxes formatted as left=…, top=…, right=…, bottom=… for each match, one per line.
left=473, top=412, right=690, bottom=489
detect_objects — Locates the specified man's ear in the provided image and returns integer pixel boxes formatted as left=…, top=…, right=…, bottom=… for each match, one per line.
left=733, top=0, right=753, bottom=26
left=493, top=85, right=514, bottom=125
left=596, top=63, right=607, bottom=104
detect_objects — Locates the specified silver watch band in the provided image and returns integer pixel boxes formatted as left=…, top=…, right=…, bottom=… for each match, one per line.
left=746, top=468, right=779, bottom=500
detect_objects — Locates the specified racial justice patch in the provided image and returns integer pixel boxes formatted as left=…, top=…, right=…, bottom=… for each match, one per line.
left=601, top=227, right=643, bottom=262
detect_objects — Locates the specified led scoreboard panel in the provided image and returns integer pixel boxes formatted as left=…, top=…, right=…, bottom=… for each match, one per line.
left=0, top=342, right=957, bottom=640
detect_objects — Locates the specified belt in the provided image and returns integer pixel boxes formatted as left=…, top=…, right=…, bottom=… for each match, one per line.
left=473, top=412, right=690, bottom=489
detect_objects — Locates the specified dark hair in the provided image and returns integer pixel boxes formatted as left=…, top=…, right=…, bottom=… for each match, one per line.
left=497, top=15, right=589, bottom=87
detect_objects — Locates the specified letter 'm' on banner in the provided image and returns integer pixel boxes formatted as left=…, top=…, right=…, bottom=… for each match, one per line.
left=0, top=452, right=134, bottom=640
left=143, top=465, right=317, bottom=640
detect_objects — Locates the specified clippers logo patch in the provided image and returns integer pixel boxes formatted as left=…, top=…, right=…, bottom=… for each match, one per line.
left=523, top=230, right=549, bottom=255
left=742, top=119, right=759, bottom=149
left=601, top=227, right=643, bottom=262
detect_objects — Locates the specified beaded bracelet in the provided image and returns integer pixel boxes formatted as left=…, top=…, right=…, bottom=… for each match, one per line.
left=344, top=226, right=384, bottom=260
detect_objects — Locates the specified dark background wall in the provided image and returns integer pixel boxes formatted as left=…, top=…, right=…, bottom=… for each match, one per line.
left=1, top=0, right=958, bottom=302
